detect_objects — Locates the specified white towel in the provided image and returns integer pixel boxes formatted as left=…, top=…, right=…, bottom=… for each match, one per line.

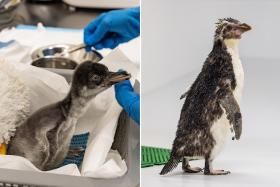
left=0, top=61, right=31, bottom=144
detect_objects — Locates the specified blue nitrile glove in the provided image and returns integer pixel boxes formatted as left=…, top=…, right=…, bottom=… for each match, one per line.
left=84, top=7, right=140, bottom=50
left=115, top=79, right=140, bottom=125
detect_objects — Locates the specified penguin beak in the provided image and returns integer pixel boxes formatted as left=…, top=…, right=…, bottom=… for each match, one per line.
left=103, top=70, right=131, bottom=86
left=231, top=23, right=251, bottom=39
left=236, top=23, right=252, bottom=33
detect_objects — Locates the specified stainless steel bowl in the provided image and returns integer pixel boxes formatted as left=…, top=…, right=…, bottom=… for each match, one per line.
left=31, top=44, right=103, bottom=82
left=32, top=57, right=78, bottom=69
left=31, top=44, right=102, bottom=68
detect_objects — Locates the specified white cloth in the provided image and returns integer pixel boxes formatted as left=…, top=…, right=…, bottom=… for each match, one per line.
left=0, top=25, right=111, bottom=64
left=0, top=25, right=139, bottom=178
left=80, top=48, right=138, bottom=177
left=0, top=155, right=80, bottom=176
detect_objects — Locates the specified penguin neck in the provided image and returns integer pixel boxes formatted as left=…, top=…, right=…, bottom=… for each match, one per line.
left=61, top=86, right=96, bottom=119
left=223, top=38, right=240, bottom=55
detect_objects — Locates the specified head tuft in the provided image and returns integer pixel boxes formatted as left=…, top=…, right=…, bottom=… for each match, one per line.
left=215, top=17, right=240, bottom=28
left=214, top=18, right=251, bottom=41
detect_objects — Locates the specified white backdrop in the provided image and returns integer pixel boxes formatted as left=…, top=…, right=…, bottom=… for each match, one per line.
left=142, top=1, right=280, bottom=186
left=142, top=0, right=280, bottom=93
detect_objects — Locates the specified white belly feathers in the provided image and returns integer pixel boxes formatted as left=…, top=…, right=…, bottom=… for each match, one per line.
left=224, top=39, right=244, bottom=103
left=210, top=40, right=244, bottom=159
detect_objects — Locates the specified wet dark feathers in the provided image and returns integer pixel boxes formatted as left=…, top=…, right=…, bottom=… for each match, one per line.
left=171, top=39, right=236, bottom=159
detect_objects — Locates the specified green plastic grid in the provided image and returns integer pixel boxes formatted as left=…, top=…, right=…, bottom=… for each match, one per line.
left=141, top=146, right=200, bottom=168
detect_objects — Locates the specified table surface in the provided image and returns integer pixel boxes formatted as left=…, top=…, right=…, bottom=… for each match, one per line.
left=14, top=0, right=107, bottom=29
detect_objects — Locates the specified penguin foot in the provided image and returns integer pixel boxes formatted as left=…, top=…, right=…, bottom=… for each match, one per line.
left=204, top=169, right=230, bottom=175
left=183, top=166, right=203, bottom=173
left=182, top=157, right=203, bottom=173
left=67, top=147, right=85, bottom=158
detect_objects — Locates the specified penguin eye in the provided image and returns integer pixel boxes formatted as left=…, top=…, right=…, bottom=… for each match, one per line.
left=90, top=75, right=101, bottom=85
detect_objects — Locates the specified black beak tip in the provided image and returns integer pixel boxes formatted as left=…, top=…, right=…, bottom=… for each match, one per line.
left=119, top=71, right=131, bottom=79
left=106, top=70, right=132, bottom=85
left=125, top=73, right=131, bottom=80
left=241, top=23, right=252, bottom=31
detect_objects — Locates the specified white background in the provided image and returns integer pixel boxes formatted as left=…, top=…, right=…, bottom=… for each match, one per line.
left=141, top=0, right=280, bottom=186
left=142, top=0, right=280, bottom=93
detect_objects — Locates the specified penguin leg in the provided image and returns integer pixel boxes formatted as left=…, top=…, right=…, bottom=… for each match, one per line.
left=204, top=157, right=230, bottom=175
left=182, top=157, right=202, bottom=173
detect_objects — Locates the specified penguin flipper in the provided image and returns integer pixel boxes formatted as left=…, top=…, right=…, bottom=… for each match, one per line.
left=180, top=91, right=189, bottom=100
left=218, top=89, right=242, bottom=140
left=160, top=158, right=180, bottom=175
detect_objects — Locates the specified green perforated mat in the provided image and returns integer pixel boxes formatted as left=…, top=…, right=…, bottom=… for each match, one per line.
left=141, top=146, right=171, bottom=168
left=141, top=146, right=201, bottom=168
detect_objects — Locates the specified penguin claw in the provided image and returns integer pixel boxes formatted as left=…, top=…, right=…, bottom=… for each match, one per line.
left=204, top=169, right=231, bottom=175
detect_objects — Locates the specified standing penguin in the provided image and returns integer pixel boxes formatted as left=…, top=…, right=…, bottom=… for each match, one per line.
left=8, top=61, right=131, bottom=171
left=160, top=18, right=251, bottom=175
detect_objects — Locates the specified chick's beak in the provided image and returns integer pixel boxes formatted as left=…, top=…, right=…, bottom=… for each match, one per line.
left=237, top=23, right=252, bottom=33
left=104, top=71, right=131, bottom=86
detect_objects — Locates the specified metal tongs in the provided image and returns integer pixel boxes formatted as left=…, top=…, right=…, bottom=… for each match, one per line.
left=55, top=44, right=98, bottom=63
left=67, top=43, right=87, bottom=54
left=53, top=43, right=87, bottom=58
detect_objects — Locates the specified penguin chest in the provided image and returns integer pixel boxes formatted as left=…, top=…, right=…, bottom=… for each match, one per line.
left=52, top=118, right=77, bottom=161
left=58, top=117, right=77, bottom=148
left=227, top=47, right=244, bottom=103
left=209, top=48, right=244, bottom=159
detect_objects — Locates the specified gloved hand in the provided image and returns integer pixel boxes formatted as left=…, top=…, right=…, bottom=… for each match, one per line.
left=115, top=79, right=140, bottom=125
left=84, top=7, right=140, bottom=50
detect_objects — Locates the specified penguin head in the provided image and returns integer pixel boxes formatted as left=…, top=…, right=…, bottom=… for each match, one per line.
left=71, top=61, right=131, bottom=97
left=215, top=18, right=251, bottom=42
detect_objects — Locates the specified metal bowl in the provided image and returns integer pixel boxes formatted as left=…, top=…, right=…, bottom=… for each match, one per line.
left=32, top=57, right=78, bottom=69
left=31, top=44, right=102, bottom=68
left=31, top=44, right=103, bottom=82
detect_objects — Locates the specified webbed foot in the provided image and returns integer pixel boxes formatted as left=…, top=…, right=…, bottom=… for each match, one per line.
left=182, top=157, right=202, bottom=173
left=204, top=156, right=231, bottom=175
left=204, top=169, right=230, bottom=175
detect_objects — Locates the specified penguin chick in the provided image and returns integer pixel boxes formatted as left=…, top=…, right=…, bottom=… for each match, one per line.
left=8, top=61, right=131, bottom=171
left=160, top=18, right=251, bottom=176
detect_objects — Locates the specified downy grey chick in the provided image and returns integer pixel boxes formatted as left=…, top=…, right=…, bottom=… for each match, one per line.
left=8, top=61, right=131, bottom=171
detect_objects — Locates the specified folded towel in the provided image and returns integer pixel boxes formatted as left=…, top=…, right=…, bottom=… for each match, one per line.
left=0, top=61, right=30, bottom=144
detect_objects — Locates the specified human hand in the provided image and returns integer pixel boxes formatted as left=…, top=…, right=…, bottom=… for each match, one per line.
left=84, top=7, right=140, bottom=50
left=114, top=78, right=140, bottom=125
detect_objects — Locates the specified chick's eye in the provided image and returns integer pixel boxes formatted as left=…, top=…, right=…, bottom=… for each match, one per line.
left=227, top=25, right=232, bottom=30
left=90, top=75, right=101, bottom=84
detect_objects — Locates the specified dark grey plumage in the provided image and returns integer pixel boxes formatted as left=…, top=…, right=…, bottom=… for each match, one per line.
left=8, top=61, right=130, bottom=171
left=160, top=18, right=251, bottom=175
